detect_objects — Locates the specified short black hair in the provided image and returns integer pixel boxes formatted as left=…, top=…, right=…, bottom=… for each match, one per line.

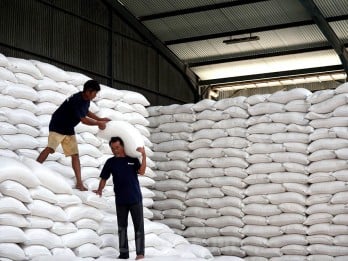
left=83, top=79, right=100, bottom=92
left=109, top=137, right=124, bottom=147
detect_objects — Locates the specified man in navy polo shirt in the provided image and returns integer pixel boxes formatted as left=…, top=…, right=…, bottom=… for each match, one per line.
left=37, top=79, right=110, bottom=191
left=94, top=136, right=146, bottom=260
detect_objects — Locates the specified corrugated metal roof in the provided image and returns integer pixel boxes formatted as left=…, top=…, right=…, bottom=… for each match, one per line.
left=118, top=0, right=235, bottom=17
left=315, top=0, right=348, bottom=17
left=143, top=1, right=311, bottom=41
left=117, top=0, right=348, bottom=88
left=169, top=25, right=328, bottom=62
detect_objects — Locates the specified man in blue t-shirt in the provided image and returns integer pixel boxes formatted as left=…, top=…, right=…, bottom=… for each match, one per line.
left=36, top=80, right=110, bottom=191
left=94, top=137, right=146, bottom=260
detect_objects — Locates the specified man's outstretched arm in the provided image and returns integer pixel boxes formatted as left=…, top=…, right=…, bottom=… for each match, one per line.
left=93, top=178, right=107, bottom=197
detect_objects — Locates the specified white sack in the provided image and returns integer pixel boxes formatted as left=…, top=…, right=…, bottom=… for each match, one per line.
left=31, top=60, right=72, bottom=81
left=24, top=228, right=63, bottom=249
left=23, top=245, right=51, bottom=259
left=0, top=107, right=40, bottom=126
left=30, top=186, right=58, bottom=204
left=154, top=140, right=189, bottom=152
left=7, top=57, right=43, bottom=79
left=308, top=89, right=335, bottom=104
left=248, top=102, right=285, bottom=115
left=192, top=99, right=216, bottom=112
left=190, top=119, right=215, bottom=131
left=22, top=158, right=73, bottom=194
left=285, top=99, right=310, bottom=112
left=65, top=205, right=104, bottom=222
left=210, top=137, right=249, bottom=148
left=310, top=93, right=348, bottom=114
left=0, top=156, right=40, bottom=188
left=267, top=88, right=311, bottom=104
left=310, top=117, right=348, bottom=128
left=214, top=96, right=247, bottom=110
left=0, top=180, right=32, bottom=203
left=98, top=86, right=123, bottom=100
left=0, top=243, right=26, bottom=260
left=159, top=122, right=193, bottom=133
left=27, top=200, right=68, bottom=222
left=213, top=118, right=248, bottom=129
left=74, top=243, right=102, bottom=258
left=0, top=226, right=27, bottom=243
left=0, top=94, right=20, bottom=108
left=97, top=120, right=144, bottom=158
left=2, top=134, right=40, bottom=150
left=248, top=123, right=287, bottom=134
left=0, top=67, right=17, bottom=82
left=0, top=122, right=18, bottom=135
left=0, top=213, right=29, bottom=227
left=121, top=90, right=150, bottom=106
left=2, top=83, right=38, bottom=101
left=37, top=90, right=67, bottom=105
left=270, top=112, right=308, bottom=125
left=61, top=229, right=101, bottom=248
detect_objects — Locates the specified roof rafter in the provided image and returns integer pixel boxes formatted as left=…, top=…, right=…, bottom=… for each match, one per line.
left=138, top=0, right=269, bottom=21
left=299, top=0, right=348, bottom=76
left=165, top=14, right=348, bottom=45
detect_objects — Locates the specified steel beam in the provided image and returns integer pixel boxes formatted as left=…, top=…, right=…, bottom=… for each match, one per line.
left=138, top=0, right=269, bottom=21
left=299, top=0, right=348, bottom=76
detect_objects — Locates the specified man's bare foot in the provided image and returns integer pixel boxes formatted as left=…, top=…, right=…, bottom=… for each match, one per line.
left=76, top=184, right=88, bottom=191
left=135, top=255, right=144, bottom=260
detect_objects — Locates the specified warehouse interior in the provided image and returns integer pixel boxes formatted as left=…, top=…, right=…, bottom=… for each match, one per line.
left=1, top=0, right=348, bottom=260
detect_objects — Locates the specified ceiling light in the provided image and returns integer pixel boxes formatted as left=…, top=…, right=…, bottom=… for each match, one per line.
left=223, top=35, right=260, bottom=45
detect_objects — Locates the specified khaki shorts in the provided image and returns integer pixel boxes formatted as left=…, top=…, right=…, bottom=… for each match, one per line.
left=47, top=131, right=79, bottom=156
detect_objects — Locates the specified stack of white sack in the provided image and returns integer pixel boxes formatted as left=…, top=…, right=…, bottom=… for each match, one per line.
left=0, top=53, right=156, bottom=220
left=306, top=85, right=348, bottom=260
left=148, top=86, right=348, bottom=260
left=148, top=97, right=251, bottom=258
left=0, top=156, right=217, bottom=260
left=147, top=104, right=195, bottom=235
left=0, top=53, right=217, bottom=260
left=242, top=88, right=312, bottom=260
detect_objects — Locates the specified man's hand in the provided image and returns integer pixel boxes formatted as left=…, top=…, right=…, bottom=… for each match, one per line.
left=97, top=121, right=107, bottom=130
left=136, top=147, right=146, bottom=156
left=93, top=189, right=102, bottom=197
left=97, top=118, right=111, bottom=130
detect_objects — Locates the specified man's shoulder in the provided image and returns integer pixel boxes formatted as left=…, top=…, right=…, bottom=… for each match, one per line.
left=69, top=91, right=82, bottom=101
left=106, top=156, right=116, bottom=163
left=126, top=156, right=138, bottom=161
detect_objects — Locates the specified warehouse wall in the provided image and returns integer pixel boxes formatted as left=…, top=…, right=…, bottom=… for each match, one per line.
left=0, top=0, right=196, bottom=105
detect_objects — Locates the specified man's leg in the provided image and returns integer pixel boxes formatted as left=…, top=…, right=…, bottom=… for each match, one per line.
left=130, top=202, right=145, bottom=259
left=62, top=135, right=87, bottom=191
left=116, top=204, right=130, bottom=259
left=71, top=154, right=87, bottom=191
left=37, top=132, right=61, bottom=163
left=36, top=147, right=54, bottom=163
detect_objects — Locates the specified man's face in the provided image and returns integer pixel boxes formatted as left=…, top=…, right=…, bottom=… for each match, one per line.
left=85, top=90, right=98, bottom=101
left=110, top=141, right=124, bottom=156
